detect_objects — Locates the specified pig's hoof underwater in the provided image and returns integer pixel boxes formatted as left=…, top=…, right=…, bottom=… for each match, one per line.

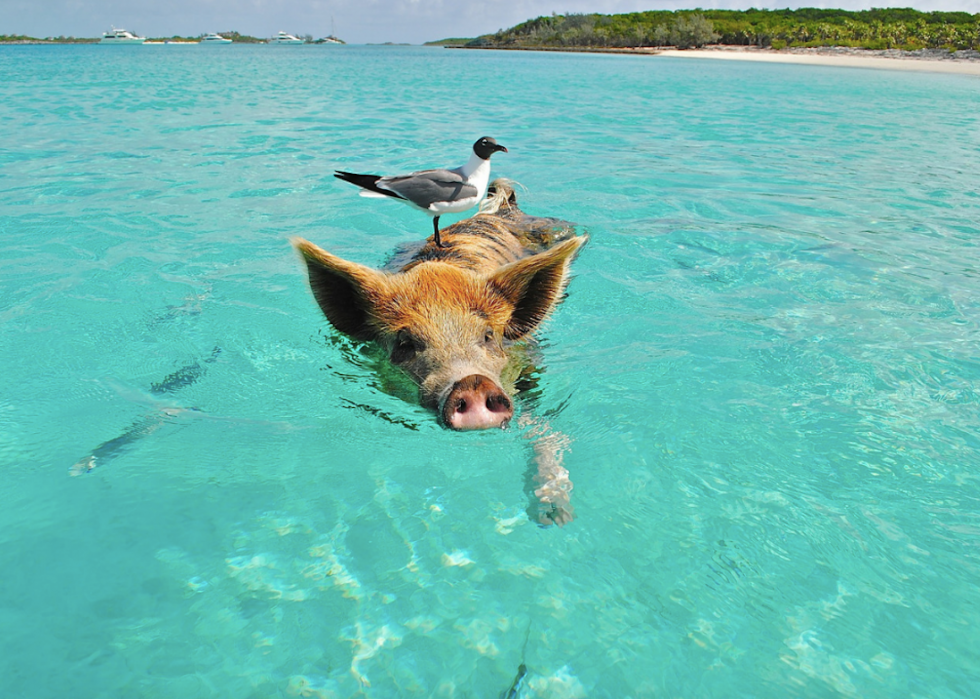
left=537, top=500, right=575, bottom=527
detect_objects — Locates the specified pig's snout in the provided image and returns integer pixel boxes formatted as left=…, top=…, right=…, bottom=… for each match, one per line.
left=442, top=375, right=513, bottom=430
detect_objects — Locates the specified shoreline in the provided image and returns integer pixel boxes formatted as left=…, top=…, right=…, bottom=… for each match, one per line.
left=446, top=45, right=662, bottom=55
left=658, top=46, right=980, bottom=76
left=452, top=44, right=980, bottom=76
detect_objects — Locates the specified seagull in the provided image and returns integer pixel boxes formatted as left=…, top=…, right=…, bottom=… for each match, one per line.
left=334, top=137, right=508, bottom=248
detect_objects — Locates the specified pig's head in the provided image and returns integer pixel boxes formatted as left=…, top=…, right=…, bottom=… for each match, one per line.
left=293, top=236, right=585, bottom=430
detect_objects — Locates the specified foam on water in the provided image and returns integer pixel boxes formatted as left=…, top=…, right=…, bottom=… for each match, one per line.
left=2, top=44, right=980, bottom=697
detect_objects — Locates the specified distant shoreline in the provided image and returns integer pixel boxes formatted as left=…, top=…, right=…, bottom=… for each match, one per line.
left=446, top=45, right=659, bottom=55
left=659, top=45, right=980, bottom=76
left=451, top=44, right=980, bottom=75
left=0, top=40, right=97, bottom=44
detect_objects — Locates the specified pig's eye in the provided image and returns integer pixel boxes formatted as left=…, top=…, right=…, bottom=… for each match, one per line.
left=482, top=328, right=496, bottom=346
left=391, top=332, right=420, bottom=363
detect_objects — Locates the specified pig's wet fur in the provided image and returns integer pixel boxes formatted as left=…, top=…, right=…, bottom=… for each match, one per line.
left=294, top=178, right=586, bottom=431
left=384, top=179, right=578, bottom=272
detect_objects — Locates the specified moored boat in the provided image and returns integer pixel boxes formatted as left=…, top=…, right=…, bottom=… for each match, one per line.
left=100, top=28, right=146, bottom=44
left=268, top=31, right=304, bottom=45
left=200, top=33, right=232, bottom=45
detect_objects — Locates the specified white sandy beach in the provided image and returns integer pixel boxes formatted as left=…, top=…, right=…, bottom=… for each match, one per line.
left=656, top=46, right=980, bottom=76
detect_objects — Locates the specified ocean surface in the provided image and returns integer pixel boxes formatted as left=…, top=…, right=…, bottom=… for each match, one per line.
left=2, top=43, right=979, bottom=698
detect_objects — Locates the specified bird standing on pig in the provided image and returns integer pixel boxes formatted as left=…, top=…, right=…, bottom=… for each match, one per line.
left=294, top=180, right=585, bottom=524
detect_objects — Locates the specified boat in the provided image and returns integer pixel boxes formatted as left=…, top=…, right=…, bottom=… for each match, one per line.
left=99, top=28, right=146, bottom=44
left=199, top=33, right=232, bottom=45
left=268, top=31, right=304, bottom=45
left=314, top=17, right=345, bottom=44
left=313, top=17, right=347, bottom=44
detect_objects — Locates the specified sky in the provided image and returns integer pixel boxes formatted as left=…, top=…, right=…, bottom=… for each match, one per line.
left=3, top=0, right=978, bottom=45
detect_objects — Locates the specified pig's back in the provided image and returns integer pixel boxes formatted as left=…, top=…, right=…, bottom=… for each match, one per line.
left=387, top=211, right=577, bottom=275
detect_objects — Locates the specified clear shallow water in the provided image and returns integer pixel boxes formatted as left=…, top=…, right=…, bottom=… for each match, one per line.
left=2, top=44, right=980, bottom=697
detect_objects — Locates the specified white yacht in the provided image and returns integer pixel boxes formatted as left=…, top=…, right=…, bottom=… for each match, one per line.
left=100, top=28, right=146, bottom=44
left=268, top=31, right=304, bottom=45
left=200, top=33, right=232, bottom=45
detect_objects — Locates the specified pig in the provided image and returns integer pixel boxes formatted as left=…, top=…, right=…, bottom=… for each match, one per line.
left=294, top=179, right=585, bottom=524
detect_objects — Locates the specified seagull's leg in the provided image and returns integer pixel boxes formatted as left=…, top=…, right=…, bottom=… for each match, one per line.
left=432, top=216, right=444, bottom=248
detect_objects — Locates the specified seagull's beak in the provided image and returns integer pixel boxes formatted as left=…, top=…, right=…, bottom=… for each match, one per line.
left=495, top=144, right=508, bottom=154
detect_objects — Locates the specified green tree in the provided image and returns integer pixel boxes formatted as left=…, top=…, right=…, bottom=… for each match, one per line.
left=670, top=13, right=719, bottom=49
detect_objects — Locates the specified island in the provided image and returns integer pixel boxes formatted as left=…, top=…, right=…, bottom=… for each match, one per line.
left=442, top=8, right=980, bottom=54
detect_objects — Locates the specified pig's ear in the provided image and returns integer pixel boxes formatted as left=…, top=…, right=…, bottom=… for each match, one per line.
left=489, top=236, right=586, bottom=340
left=293, top=238, right=386, bottom=341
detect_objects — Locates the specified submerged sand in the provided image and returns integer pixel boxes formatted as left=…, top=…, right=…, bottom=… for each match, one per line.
left=657, top=46, right=980, bottom=76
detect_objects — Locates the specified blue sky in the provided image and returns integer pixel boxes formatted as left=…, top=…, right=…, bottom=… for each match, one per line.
left=3, top=0, right=978, bottom=45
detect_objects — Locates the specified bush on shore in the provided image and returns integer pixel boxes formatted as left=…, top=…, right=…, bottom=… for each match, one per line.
left=472, top=8, right=980, bottom=51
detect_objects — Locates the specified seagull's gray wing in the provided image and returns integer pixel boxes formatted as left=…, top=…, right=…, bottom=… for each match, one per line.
left=378, top=168, right=478, bottom=209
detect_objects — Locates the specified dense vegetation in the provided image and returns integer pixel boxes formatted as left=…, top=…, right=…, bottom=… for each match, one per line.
left=0, top=35, right=98, bottom=43
left=208, top=31, right=265, bottom=44
left=470, top=8, right=980, bottom=51
left=424, top=38, right=476, bottom=46
left=0, top=31, right=267, bottom=44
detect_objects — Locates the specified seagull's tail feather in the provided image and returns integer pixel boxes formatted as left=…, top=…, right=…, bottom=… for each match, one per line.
left=334, top=171, right=405, bottom=200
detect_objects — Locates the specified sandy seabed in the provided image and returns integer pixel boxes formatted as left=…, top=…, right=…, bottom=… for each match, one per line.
left=656, top=46, right=980, bottom=76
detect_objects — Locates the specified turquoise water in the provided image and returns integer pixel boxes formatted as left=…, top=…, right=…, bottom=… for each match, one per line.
left=2, top=43, right=980, bottom=697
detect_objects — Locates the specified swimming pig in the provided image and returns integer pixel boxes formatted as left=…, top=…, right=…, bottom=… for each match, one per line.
left=293, top=180, right=586, bottom=431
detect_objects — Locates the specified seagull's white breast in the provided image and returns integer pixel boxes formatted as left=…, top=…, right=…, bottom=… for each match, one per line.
left=426, top=153, right=492, bottom=214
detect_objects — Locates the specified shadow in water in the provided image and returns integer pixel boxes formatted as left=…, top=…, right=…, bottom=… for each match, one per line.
left=69, top=347, right=221, bottom=476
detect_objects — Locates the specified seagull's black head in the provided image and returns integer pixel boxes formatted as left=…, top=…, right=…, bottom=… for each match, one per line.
left=473, top=137, right=508, bottom=160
